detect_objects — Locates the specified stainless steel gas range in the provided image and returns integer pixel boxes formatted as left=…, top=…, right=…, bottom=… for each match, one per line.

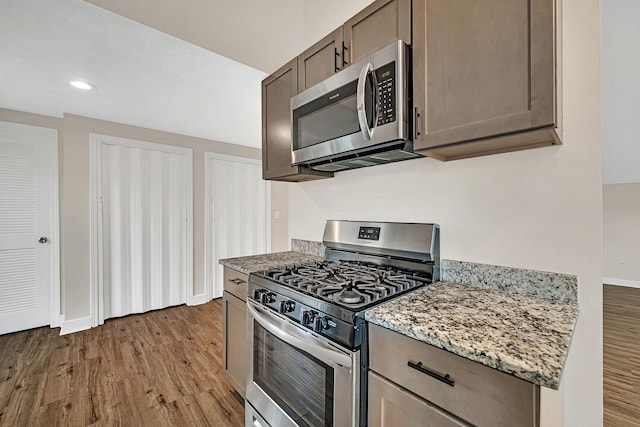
left=245, top=220, right=440, bottom=427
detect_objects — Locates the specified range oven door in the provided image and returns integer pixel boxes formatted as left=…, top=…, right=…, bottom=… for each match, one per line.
left=246, top=300, right=358, bottom=427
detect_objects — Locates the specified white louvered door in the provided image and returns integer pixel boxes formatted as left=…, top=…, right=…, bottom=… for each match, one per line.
left=98, top=138, right=192, bottom=321
left=0, top=122, right=57, bottom=335
left=205, top=154, right=269, bottom=300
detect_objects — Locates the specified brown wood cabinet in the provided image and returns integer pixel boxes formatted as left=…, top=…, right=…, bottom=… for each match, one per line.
left=344, top=0, right=412, bottom=64
left=298, top=28, right=344, bottom=92
left=368, top=372, right=467, bottom=427
left=297, top=0, right=411, bottom=93
left=412, top=0, right=560, bottom=160
left=368, top=323, right=540, bottom=426
left=262, top=58, right=333, bottom=181
left=222, top=267, right=248, bottom=398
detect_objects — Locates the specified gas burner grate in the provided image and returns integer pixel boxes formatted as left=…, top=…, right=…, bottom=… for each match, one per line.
left=262, top=260, right=430, bottom=309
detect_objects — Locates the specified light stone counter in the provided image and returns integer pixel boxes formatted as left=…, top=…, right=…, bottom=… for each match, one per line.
left=219, top=251, right=324, bottom=275
left=365, top=281, right=578, bottom=390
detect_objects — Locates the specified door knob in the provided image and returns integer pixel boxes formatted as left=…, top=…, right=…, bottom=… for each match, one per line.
left=38, top=237, right=48, bottom=243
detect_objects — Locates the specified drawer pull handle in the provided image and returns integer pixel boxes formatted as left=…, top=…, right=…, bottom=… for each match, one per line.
left=229, top=278, right=246, bottom=285
left=407, top=361, right=455, bottom=387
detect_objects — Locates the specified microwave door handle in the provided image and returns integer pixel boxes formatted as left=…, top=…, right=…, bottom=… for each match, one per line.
left=356, top=62, right=374, bottom=140
left=247, top=301, right=352, bottom=368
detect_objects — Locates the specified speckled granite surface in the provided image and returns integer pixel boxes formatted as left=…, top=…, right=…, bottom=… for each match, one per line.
left=291, top=239, right=325, bottom=257
left=365, top=282, right=579, bottom=389
left=441, top=260, right=578, bottom=304
left=219, top=251, right=324, bottom=274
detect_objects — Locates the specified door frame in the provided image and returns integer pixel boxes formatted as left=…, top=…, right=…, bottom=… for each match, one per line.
left=203, top=152, right=271, bottom=301
left=0, top=120, right=61, bottom=329
left=89, top=133, right=193, bottom=327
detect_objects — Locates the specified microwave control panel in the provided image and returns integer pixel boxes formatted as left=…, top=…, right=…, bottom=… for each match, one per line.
left=375, top=62, right=396, bottom=125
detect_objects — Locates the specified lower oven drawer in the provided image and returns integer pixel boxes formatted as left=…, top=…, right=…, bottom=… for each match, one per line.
left=368, top=323, right=539, bottom=427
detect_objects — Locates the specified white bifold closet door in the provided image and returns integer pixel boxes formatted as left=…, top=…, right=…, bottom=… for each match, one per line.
left=100, top=142, right=190, bottom=321
left=206, top=154, right=269, bottom=299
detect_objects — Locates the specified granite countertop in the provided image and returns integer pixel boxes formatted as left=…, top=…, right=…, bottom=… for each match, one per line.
left=365, top=281, right=579, bottom=390
left=219, top=251, right=324, bottom=274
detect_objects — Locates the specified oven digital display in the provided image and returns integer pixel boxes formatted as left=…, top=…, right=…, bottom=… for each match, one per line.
left=358, top=226, right=380, bottom=241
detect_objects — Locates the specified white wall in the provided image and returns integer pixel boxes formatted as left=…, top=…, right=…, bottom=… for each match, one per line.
left=83, top=0, right=305, bottom=73
left=601, top=0, right=640, bottom=184
left=291, top=0, right=603, bottom=425
left=603, top=183, right=640, bottom=283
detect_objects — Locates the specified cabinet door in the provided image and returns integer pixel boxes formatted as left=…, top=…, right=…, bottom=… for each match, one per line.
left=368, top=372, right=468, bottom=427
left=262, top=59, right=333, bottom=181
left=343, top=0, right=411, bottom=65
left=223, top=290, right=247, bottom=398
left=412, top=0, right=556, bottom=154
left=298, top=27, right=344, bottom=92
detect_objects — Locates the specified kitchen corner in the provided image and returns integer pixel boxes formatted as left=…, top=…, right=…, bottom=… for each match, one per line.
left=220, top=235, right=579, bottom=425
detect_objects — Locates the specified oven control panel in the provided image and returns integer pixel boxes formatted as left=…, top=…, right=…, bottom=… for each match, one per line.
left=249, top=280, right=363, bottom=350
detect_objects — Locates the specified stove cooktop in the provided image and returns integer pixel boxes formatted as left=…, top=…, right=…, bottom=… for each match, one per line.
left=260, top=260, right=431, bottom=311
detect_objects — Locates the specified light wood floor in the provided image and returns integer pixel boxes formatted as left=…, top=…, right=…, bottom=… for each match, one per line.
left=604, top=284, right=640, bottom=426
left=0, top=299, right=244, bottom=427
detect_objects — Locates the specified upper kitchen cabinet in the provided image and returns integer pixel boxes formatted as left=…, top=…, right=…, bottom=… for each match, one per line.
left=298, top=28, right=344, bottom=92
left=412, top=0, right=560, bottom=161
left=262, top=58, right=333, bottom=181
left=297, top=0, right=411, bottom=93
left=344, top=0, right=412, bottom=64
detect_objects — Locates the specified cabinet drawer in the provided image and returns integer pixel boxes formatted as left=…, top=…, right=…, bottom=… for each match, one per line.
left=223, top=267, right=248, bottom=301
left=368, top=371, right=468, bottom=427
left=368, top=324, right=539, bottom=426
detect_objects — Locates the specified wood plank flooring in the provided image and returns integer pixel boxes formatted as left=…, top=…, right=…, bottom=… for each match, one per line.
left=0, top=299, right=244, bottom=427
left=604, top=284, right=640, bottom=426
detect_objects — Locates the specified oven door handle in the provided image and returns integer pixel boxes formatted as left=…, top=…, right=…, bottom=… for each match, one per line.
left=247, top=301, right=352, bottom=368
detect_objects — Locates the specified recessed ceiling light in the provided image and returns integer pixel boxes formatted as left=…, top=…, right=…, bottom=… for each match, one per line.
left=70, top=80, right=96, bottom=91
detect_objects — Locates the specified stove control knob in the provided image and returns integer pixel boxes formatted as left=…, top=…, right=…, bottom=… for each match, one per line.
left=279, top=300, right=295, bottom=314
left=302, top=310, right=317, bottom=327
left=253, top=289, right=267, bottom=301
left=261, top=292, right=276, bottom=304
left=314, top=317, right=331, bottom=332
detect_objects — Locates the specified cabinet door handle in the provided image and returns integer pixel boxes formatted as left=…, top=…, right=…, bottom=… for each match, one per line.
left=408, top=360, right=455, bottom=387
left=334, top=47, right=340, bottom=72
left=342, top=41, right=348, bottom=67
left=414, top=107, right=421, bottom=140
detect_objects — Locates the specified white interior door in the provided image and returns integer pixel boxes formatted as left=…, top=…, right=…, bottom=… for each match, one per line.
left=0, top=121, right=58, bottom=335
left=97, top=136, right=192, bottom=322
left=205, top=153, right=269, bottom=300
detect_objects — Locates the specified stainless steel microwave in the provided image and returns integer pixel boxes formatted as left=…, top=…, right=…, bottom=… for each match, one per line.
left=290, top=40, right=421, bottom=172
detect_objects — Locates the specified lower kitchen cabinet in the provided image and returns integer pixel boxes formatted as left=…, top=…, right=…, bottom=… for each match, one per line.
left=368, top=371, right=467, bottom=427
left=368, top=323, right=540, bottom=426
left=222, top=267, right=248, bottom=398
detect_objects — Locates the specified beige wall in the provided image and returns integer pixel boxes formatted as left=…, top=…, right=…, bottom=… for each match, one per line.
left=83, top=0, right=305, bottom=74
left=291, top=0, right=602, bottom=425
left=0, top=108, right=266, bottom=322
left=603, top=183, right=640, bottom=282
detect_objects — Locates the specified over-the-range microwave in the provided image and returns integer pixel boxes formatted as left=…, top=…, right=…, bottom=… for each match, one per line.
left=290, top=40, right=422, bottom=172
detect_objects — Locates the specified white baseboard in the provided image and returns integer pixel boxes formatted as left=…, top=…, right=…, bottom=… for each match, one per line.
left=50, top=314, right=64, bottom=329
left=188, top=293, right=209, bottom=306
left=603, top=277, right=640, bottom=289
left=60, top=315, right=92, bottom=335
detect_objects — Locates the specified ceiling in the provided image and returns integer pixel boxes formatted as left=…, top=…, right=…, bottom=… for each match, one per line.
left=0, top=0, right=271, bottom=148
